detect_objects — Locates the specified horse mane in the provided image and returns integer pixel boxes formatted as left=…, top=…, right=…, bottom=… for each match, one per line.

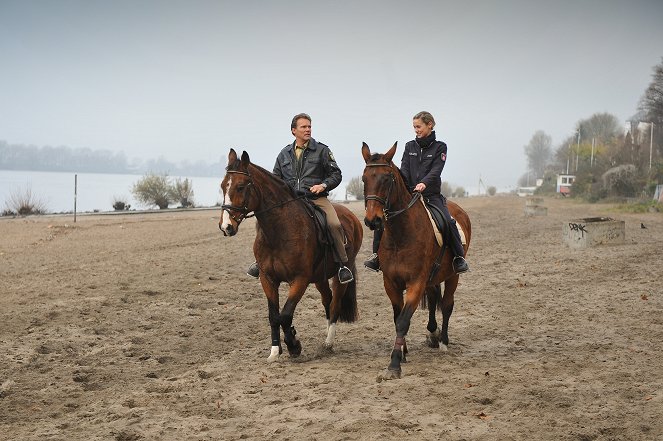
left=226, top=157, right=296, bottom=198
left=367, top=153, right=412, bottom=195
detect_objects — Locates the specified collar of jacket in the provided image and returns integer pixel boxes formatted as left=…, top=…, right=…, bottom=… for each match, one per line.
left=415, top=131, right=437, bottom=149
left=288, top=138, right=318, bottom=153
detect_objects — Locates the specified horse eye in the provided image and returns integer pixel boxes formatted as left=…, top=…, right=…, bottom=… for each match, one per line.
left=237, top=185, right=245, bottom=191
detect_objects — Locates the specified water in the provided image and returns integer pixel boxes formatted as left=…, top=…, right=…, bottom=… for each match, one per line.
left=0, top=170, right=224, bottom=213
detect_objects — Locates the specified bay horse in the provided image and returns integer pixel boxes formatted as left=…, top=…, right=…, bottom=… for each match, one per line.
left=361, top=142, right=472, bottom=380
left=219, top=149, right=363, bottom=361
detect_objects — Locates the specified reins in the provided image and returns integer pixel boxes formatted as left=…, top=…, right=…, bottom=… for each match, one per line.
left=364, top=163, right=421, bottom=221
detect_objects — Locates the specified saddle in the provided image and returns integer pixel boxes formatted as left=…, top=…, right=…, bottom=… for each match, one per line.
left=297, top=191, right=341, bottom=260
left=421, top=198, right=467, bottom=247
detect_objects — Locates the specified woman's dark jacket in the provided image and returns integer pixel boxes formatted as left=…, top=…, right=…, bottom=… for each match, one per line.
left=400, top=131, right=447, bottom=198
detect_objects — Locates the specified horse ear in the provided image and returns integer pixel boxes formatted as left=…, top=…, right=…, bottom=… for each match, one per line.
left=361, top=142, right=371, bottom=163
left=240, top=151, right=251, bottom=168
left=384, top=142, right=398, bottom=163
left=228, top=148, right=237, bottom=165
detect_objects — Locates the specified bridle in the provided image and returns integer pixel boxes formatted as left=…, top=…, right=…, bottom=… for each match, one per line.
left=221, top=170, right=256, bottom=224
left=221, top=169, right=305, bottom=224
left=364, top=163, right=421, bottom=221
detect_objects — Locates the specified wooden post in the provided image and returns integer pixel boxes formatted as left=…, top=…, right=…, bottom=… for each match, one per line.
left=74, top=174, right=77, bottom=223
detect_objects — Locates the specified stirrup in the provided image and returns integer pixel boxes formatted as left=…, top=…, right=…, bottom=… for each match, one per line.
left=363, top=253, right=380, bottom=272
left=452, top=256, right=469, bottom=274
left=247, top=262, right=260, bottom=279
left=338, top=266, right=354, bottom=284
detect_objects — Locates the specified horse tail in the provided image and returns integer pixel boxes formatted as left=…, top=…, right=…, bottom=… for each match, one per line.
left=338, top=261, right=359, bottom=323
left=420, top=284, right=443, bottom=312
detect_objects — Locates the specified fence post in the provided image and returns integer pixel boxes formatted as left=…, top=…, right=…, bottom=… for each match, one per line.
left=74, top=174, right=77, bottom=223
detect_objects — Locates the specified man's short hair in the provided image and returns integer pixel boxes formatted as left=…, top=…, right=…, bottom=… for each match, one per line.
left=291, top=113, right=312, bottom=130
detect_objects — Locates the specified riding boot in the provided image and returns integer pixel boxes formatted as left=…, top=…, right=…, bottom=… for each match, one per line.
left=364, top=253, right=380, bottom=272
left=247, top=261, right=259, bottom=278
left=449, top=220, right=469, bottom=274
left=364, top=227, right=382, bottom=272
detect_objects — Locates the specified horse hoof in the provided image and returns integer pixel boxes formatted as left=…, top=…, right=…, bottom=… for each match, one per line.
left=426, top=330, right=442, bottom=348
left=322, top=341, right=334, bottom=352
left=287, top=340, right=302, bottom=357
left=376, top=368, right=401, bottom=382
left=267, top=345, right=281, bottom=362
left=440, top=343, right=448, bottom=352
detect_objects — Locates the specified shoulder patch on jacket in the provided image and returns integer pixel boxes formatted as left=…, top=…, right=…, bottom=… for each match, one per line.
left=328, top=150, right=336, bottom=161
left=441, top=152, right=447, bottom=161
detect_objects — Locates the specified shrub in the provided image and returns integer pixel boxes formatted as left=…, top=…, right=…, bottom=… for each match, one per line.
left=487, top=186, right=497, bottom=196
left=452, top=186, right=466, bottom=198
left=3, top=185, right=47, bottom=215
left=602, top=164, right=640, bottom=198
left=170, top=178, right=195, bottom=208
left=112, top=196, right=131, bottom=211
left=131, top=173, right=176, bottom=209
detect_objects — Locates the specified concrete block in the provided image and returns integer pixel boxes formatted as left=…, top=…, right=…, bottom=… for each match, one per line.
left=563, top=217, right=625, bottom=248
left=524, top=205, right=547, bottom=216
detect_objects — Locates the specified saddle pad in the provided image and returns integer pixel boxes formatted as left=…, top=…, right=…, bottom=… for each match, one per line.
left=420, top=198, right=466, bottom=247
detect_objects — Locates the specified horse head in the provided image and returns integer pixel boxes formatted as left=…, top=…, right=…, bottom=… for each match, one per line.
left=361, top=142, right=400, bottom=230
left=219, top=148, right=257, bottom=236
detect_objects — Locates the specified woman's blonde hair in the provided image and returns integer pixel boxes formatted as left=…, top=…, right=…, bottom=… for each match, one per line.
left=413, top=111, right=435, bottom=128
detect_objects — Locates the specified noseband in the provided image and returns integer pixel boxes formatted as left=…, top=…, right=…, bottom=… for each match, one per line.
left=364, top=163, right=421, bottom=221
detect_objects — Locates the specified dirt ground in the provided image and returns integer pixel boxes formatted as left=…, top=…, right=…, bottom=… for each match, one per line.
left=1, top=196, right=662, bottom=441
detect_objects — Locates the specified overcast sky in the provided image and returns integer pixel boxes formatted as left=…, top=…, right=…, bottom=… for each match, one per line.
left=1, top=0, right=662, bottom=191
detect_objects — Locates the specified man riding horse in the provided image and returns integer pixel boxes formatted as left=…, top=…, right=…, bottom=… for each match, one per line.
left=247, top=113, right=354, bottom=284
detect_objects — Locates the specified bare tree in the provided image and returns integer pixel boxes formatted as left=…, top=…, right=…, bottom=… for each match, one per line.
left=345, top=176, right=364, bottom=200
left=524, top=130, right=552, bottom=178
left=638, top=57, right=663, bottom=173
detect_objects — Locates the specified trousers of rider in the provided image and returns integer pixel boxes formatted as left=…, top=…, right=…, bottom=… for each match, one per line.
left=426, top=194, right=465, bottom=258
left=312, top=197, right=348, bottom=263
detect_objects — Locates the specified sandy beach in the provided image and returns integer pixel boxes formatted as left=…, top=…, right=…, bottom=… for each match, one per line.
left=1, top=195, right=661, bottom=440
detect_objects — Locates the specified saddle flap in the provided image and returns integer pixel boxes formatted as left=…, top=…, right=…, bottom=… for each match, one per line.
left=304, top=200, right=334, bottom=247
left=420, top=198, right=466, bottom=247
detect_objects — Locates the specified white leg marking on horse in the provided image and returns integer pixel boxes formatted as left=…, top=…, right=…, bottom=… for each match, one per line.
left=324, top=323, right=337, bottom=348
left=267, top=345, right=280, bottom=362
left=221, top=177, right=232, bottom=230
left=440, top=343, right=448, bottom=352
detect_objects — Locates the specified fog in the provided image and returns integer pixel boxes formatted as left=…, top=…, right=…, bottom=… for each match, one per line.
left=1, top=0, right=662, bottom=192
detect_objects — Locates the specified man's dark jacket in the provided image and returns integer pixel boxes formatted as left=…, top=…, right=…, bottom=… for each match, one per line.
left=273, top=138, right=342, bottom=196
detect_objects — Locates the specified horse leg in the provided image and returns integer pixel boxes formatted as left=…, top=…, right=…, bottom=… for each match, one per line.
left=315, top=280, right=338, bottom=350
left=260, top=278, right=282, bottom=362
left=379, top=279, right=424, bottom=381
left=439, top=276, right=458, bottom=351
left=425, top=284, right=442, bottom=348
left=280, top=280, right=308, bottom=357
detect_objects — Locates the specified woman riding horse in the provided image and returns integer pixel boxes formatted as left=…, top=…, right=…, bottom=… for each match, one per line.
left=364, top=111, right=469, bottom=275
left=362, top=141, right=472, bottom=380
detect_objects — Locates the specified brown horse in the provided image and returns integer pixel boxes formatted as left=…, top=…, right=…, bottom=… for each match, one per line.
left=361, top=142, right=472, bottom=380
left=219, top=149, right=363, bottom=361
